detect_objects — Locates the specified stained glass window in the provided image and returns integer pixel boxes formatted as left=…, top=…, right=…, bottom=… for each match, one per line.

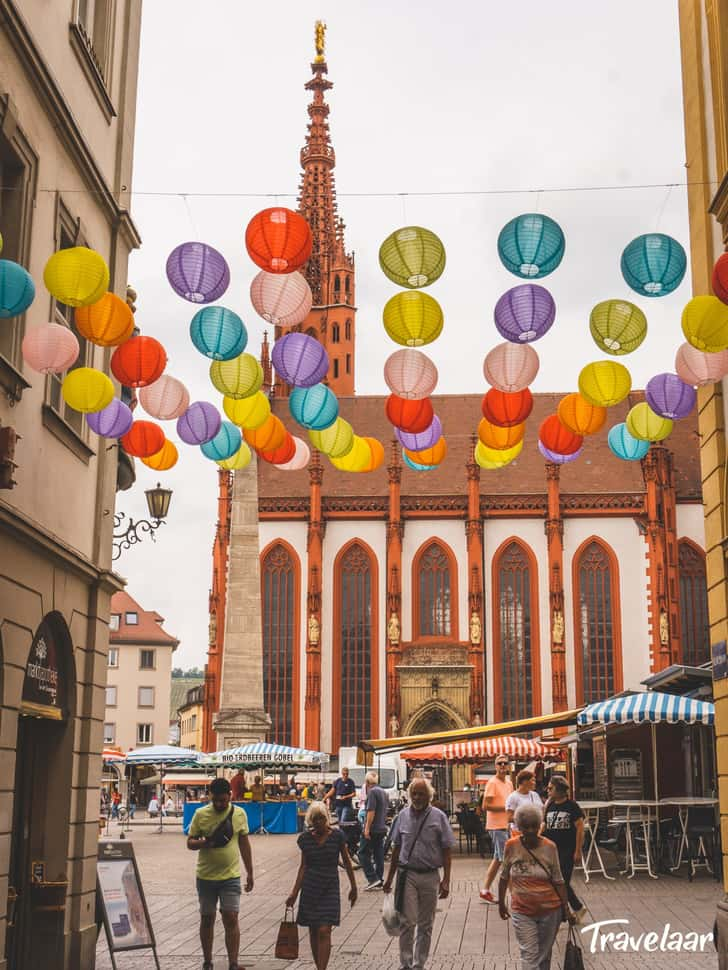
left=418, top=542, right=452, bottom=637
left=338, top=543, right=373, bottom=747
left=497, top=541, right=534, bottom=720
left=262, top=544, right=297, bottom=745
left=679, top=541, right=709, bottom=666
left=577, top=541, right=617, bottom=704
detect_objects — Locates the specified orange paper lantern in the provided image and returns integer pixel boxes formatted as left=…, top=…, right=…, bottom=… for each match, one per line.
left=141, top=439, right=179, bottom=471
left=385, top=394, right=434, bottom=433
left=75, top=292, right=134, bottom=347
left=245, top=207, right=313, bottom=274
left=557, top=393, right=607, bottom=436
left=361, top=437, right=385, bottom=472
left=259, top=432, right=297, bottom=465
left=481, top=387, right=533, bottom=427
left=478, top=417, right=526, bottom=450
left=243, top=413, right=286, bottom=452
left=120, top=420, right=165, bottom=458
left=539, top=414, right=583, bottom=455
left=404, top=437, right=447, bottom=466
left=111, top=335, right=167, bottom=388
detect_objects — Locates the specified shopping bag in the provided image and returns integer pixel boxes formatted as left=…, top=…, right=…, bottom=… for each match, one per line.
left=382, top=891, right=402, bottom=937
left=564, top=923, right=585, bottom=970
left=274, top=907, right=299, bottom=960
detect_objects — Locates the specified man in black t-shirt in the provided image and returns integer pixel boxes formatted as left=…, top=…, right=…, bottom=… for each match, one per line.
left=325, top=766, right=356, bottom=822
left=542, top=776, right=585, bottom=919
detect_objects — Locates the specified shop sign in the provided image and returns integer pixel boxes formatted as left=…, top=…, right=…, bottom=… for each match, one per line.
left=712, top=640, right=728, bottom=681
left=21, top=617, right=63, bottom=719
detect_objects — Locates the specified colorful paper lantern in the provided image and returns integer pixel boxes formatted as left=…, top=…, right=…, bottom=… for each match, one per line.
left=494, top=284, right=555, bottom=343
left=210, top=353, right=263, bottom=399
left=476, top=439, right=523, bottom=466
left=120, top=420, right=165, bottom=459
left=75, top=292, right=134, bottom=347
left=681, top=295, right=728, bottom=353
left=497, top=213, right=565, bottom=279
left=474, top=446, right=514, bottom=470
left=481, top=387, right=533, bottom=427
left=217, top=443, right=252, bottom=470
left=483, top=342, right=539, bottom=392
left=382, top=290, right=444, bottom=347
left=478, top=417, right=526, bottom=450
left=621, top=233, right=686, bottom=297
left=309, top=418, right=354, bottom=458
left=272, top=332, right=329, bottom=388
left=201, top=421, right=243, bottom=461
left=645, top=373, right=696, bottom=420
left=404, top=438, right=447, bottom=467
left=141, top=439, right=179, bottom=471
left=589, top=299, right=647, bottom=355
left=360, top=437, right=385, bottom=472
left=330, top=436, right=372, bottom=472
left=243, top=413, right=286, bottom=452
left=539, top=415, right=583, bottom=455
left=608, top=422, right=650, bottom=461
left=111, top=335, right=167, bottom=388
left=61, top=367, right=114, bottom=413
left=277, top=436, right=311, bottom=471
left=289, top=384, right=339, bottom=430
left=176, top=401, right=221, bottom=445
left=21, top=322, right=79, bottom=373
left=538, top=441, right=583, bottom=465
left=0, top=259, right=35, bottom=318
left=43, top=247, right=109, bottom=307
left=712, top=252, right=728, bottom=304
left=578, top=360, right=632, bottom=407
left=245, top=207, right=313, bottom=273
left=223, top=391, right=271, bottom=429
left=139, top=375, right=190, bottom=421
left=250, top=270, right=313, bottom=327
left=166, top=242, right=230, bottom=304
left=379, top=226, right=446, bottom=288
left=259, top=433, right=297, bottom=465
left=384, top=349, right=438, bottom=400
left=395, top=415, right=443, bottom=451
left=626, top=402, right=674, bottom=442
left=190, top=306, right=247, bottom=360
left=402, top=450, right=437, bottom=471
left=557, top=393, right=607, bottom=436
left=674, top=342, right=728, bottom=386
left=86, top=398, right=133, bottom=438
left=385, top=394, right=434, bottom=433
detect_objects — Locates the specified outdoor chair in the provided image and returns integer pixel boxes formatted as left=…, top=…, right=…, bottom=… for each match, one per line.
left=685, top=806, right=718, bottom=881
left=595, top=820, right=626, bottom=869
left=456, top=809, right=485, bottom=855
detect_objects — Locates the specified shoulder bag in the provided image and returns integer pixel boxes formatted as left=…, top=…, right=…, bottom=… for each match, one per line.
left=275, top=906, right=299, bottom=960
left=207, top=805, right=235, bottom=848
left=394, top=808, right=432, bottom=914
left=520, top=839, right=584, bottom=970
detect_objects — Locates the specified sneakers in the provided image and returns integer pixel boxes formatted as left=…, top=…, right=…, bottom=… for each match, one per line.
left=479, top=889, right=496, bottom=903
left=364, top=879, right=384, bottom=891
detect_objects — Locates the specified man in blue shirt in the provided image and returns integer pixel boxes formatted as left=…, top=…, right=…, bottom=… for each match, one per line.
left=324, top=766, right=356, bottom=822
left=360, top=771, right=389, bottom=889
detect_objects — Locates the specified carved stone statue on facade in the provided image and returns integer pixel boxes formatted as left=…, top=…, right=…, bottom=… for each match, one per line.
left=208, top=611, right=217, bottom=646
left=471, top=710, right=482, bottom=727
left=552, top=609, right=564, bottom=645
left=469, top=612, right=482, bottom=645
left=308, top=614, right=320, bottom=645
left=389, top=713, right=400, bottom=737
left=659, top=610, right=669, bottom=645
left=387, top=613, right=400, bottom=644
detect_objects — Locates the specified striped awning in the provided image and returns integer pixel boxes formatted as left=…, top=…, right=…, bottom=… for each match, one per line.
left=125, top=745, right=203, bottom=766
left=577, top=692, right=714, bottom=727
left=402, top=746, right=447, bottom=763
left=444, top=736, right=563, bottom=761
left=203, top=742, right=330, bottom=768
left=102, top=748, right=126, bottom=763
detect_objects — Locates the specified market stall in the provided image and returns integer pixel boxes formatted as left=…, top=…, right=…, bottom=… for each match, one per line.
left=125, top=745, right=203, bottom=831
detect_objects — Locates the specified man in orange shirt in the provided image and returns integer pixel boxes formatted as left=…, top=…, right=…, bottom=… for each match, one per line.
left=479, top=757, right=514, bottom=903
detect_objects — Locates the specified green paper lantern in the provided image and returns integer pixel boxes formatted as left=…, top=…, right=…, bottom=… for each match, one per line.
left=383, top=290, right=444, bottom=347
left=209, top=353, right=262, bottom=400
left=379, top=226, right=446, bottom=288
left=589, top=300, right=647, bottom=355
left=626, top=402, right=673, bottom=442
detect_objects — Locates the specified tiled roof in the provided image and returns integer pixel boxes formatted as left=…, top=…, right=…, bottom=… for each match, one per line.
left=170, top=677, right=203, bottom=720
left=110, top=590, right=179, bottom=647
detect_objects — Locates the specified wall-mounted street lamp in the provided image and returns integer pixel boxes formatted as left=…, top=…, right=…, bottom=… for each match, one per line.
left=112, top=483, right=173, bottom=561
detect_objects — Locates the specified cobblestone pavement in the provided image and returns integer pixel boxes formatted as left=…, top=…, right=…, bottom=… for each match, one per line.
left=95, top=820, right=721, bottom=969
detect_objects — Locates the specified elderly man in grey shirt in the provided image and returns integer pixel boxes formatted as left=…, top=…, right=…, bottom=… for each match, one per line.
left=383, top=778, right=455, bottom=970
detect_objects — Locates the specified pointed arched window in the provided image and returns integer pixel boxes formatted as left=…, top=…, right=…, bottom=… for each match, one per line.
left=415, top=541, right=455, bottom=638
left=331, top=323, right=340, bottom=343
left=494, top=540, right=539, bottom=720
left=679, top=540, right=709, bottom=666
left=574, top=539, right=622, bottom=705
left=261, top=543, right=299, bottom=745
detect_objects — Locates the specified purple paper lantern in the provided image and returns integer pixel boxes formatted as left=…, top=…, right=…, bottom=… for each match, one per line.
left=166, top=242, right=230, bottom=304
left=271, top=332, right=329, bottom=388
left=85, top=398, right=133, bottom=438
left=645, top=372, right=696, bottom=420
left=395, top=415, right=443, bottom=451
left=494, top=284, right=556, bottom=343
left=176, top=401, right=221, bottom=445
left=538, top=440, right=583, bottom=465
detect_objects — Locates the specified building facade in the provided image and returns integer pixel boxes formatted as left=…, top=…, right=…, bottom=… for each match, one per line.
left=0, top=2, right=142, bottom=967
left=179, top=683, right=204, bottom=751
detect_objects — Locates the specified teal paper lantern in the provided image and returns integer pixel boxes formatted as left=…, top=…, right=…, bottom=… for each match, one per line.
left=497, top=214, right=565, bottom=279
left=190, top=306, right=247, bottom=360
left=402, top=449, right=436, bottom=471
left=607, top=422, right=650, bottom=461
left=0, top=259, right=35, bottom=318
left=289, top=383, right=339, bottom=430
left=620, top=233, right=686, bottom=297
left=200, top=420, right=242, bottom=460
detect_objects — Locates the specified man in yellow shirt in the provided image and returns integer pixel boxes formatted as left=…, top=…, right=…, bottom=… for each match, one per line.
left=188, top=778, right=254, bottom=970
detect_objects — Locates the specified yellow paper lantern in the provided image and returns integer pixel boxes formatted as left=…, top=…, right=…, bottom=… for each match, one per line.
left=361, top=437, right=385, bottom=472
left=382, top=291, right=444, bottom=347
left=478, top=417, right=526, bottom=450
left=476, top=438, right=523, bottom=466
left=330, top=435, right=371, bottom=471
left=43, top=247, right=109, bottom=307
left=61, top=367, right=114, bottom=413
left=210, top=353, right=263, bottom=399
left=217, top=442, right=253, bottom=470
left=626, top=402, right=673, bottom=442
left=309, top=418, right=354, bottom=458
left=557, top=393, right=607, bottom=435
left=141, top=439, right=179, bottom=471
left=223, top=391, right=271, bottom=428
left=681, top=295, right=728, bottom=352
left=578, top=361, right=632, bottom=407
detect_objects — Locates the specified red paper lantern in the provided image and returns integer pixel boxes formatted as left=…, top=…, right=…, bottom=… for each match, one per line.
left=481, top=387, right=533, bottom=427
left=385, top=394, right=434, bottom=433
left=713, top=253, right=728, bottom=304
left=120, top=420, right=165, bottom=458
left=245, top=208, right=313, bottom=274
left=111, top=335, right=167, bottom=388
left=538, top=414, right=583, bottom=456
left=260, top=432, right=297, bottom=465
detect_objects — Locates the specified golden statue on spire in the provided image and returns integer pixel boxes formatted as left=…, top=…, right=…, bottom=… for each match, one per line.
left=314, top=20, right=326, bottom=63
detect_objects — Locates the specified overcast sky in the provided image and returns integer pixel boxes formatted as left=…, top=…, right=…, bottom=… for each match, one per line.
left=119, top=1, right=691, bottom=667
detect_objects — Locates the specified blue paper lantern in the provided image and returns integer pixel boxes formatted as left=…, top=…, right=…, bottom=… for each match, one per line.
left=607, top=422, right=650, bottom=461
left=402, top=449, right=436, bottom=471
left=200, top=420, right=242, bottom=460
left=0, top=259, right=35, bottom=318
left=190, top=306, right=247, bottom=360
left=497, top=214, right=565, bottom=279
left=289, top=383, right=339, bottom=430
left=620, top=233, right=686, bottom=297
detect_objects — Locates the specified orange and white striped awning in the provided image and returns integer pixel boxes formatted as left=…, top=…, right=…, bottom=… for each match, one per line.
left=443, top=736, right=563, bottom=761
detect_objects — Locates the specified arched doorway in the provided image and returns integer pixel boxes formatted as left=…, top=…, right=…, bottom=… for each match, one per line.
left=404, top=702, right=467, bottom=803
left=7, top=611, right=76, bottom=969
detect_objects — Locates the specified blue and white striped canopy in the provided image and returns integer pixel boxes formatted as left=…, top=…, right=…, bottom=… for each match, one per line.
left=203, top=742, right=330, bottom=768
left=577, top=691, right=714, bottom=727
left=125, top=744, right=203, bottom=766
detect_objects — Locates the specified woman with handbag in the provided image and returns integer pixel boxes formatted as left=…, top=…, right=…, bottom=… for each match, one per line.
left=498, top=803, right=575, bottom=970
left=285, top=801, right=357, bottom=970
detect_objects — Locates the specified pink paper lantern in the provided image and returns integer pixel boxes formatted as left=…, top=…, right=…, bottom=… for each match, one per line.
left=250, top=271, right=313, bottom=328
left=22, top=322, right=79, bottom=374
left=277, top=435, right=311, bottom=471
left=139, top=374, right=190, bottom=420
left=383, top=349, right=438, bottom=400
left=483, top=342, right=540, bottom=392
left=674, top=341, right=728, bottom=387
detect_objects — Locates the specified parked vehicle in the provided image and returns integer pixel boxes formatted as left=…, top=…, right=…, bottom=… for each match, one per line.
left=337, top=747, right=407, bottom=811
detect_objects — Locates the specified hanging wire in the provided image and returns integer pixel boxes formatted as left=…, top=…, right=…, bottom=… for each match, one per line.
left=654, top=183, right=674, bottom=233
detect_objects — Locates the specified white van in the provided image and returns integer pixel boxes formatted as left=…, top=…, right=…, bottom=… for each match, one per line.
left=338, top=747, right=407, bottom=810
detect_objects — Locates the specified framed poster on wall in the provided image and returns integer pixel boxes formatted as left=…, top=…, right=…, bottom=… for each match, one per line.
left=97, top=840, right=160, bottom=970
